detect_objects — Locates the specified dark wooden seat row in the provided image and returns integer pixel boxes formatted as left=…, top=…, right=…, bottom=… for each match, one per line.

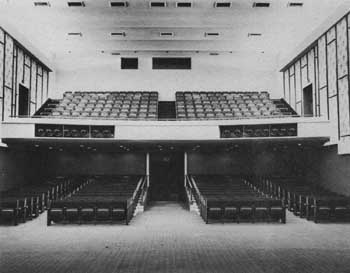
left=0, top=177, right=86, bottom=225
left=189, top=175, right=286, bottom=224
left=244, top=176, right=350, bottom=223
left=47, top=175, right=146, bottom=226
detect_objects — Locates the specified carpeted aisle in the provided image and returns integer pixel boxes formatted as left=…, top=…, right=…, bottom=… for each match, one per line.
left=1, top=201, right=350, bottom=273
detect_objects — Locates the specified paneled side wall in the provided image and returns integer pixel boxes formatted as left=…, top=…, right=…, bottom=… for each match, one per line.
left=0, top=27, right=50, bottom=121
left=282, top=12, right=350, bottom=149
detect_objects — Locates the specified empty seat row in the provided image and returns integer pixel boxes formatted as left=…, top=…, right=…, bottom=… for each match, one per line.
left=47, top=176, right=146, bottom=225
left=36, top=91, right=159, bottom=120
left=245, top=176, right=350, bottom=223
left=0, top=177, right=86, bottom=225
left=189, top=175, right=286, bottom=224
left=176, top=91, right=295, bottom=120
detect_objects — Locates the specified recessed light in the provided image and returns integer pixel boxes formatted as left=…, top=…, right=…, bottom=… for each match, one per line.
left=150, top=1, right=166, bottom=7
left=160, top=32, right=174, bottom=37
left=214, top=2, right=231, bottom=8
left=253, top=2, right=270, bottom=7
left=110, top=1, right=128, bottom=7
left=34, top=1, right=50, bottom=6
left=49, top=146, right=53, bottom=150
left=35, top=144, right=40, bottom=148
left=287, top=2, right=303, bottom=7
left=205, top=32, right=220, bottom=37
left=67, top=1, right=85, bottom=7
left=80, top=144, right=84, bottom=148
left=67, top=32, right=83, bottom=37
left=111, top=32, right=126, bottom=37
left=176, top=1, right=192, bottom=7
left=248, top=33, right=262, bottom=37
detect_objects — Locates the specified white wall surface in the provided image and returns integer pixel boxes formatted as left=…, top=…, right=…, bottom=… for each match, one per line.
left=54, top=55, right=282, bottom=101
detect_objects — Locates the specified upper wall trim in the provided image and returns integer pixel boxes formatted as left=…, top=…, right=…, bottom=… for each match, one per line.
left=0, top=26, right=52, bottom=72
left=280, top=5, right=350, bottom=72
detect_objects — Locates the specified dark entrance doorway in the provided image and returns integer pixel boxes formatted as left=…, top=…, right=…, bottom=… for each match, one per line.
left=149, top=152, right=184, bottom=201
left=18, top=84, right=29, bottom=116
left=303, top=84, right=313, bottom=117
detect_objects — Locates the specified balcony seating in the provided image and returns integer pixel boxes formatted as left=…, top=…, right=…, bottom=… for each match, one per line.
left=34, top=91, right=159, bottom=120
left=47, top=176, right=145, bottom=225
left=189, top=175, right=286, bottom=224
left=245, top=176, right=350, bottom=223
left=175, top=91, right=297, bottom=120
left=0, top=177, right=85, bottom=225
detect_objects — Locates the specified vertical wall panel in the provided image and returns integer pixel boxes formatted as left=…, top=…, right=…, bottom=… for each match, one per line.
left=0, top=28, right=4, bottom=43
left=24, top=65, right=30, bottom=87
left=3, top=87, right=12, bottom=120
left=338, top=77, right=350, bottom=136
left=329, top=96, right=339, bottom=141
left=0, top=41, right=4, bottom=121
left=327, top=26, right=336, bottom=43
left=17, top=49, right=24, bottom=85
left=4, top=34, right=13, bottom=89
left=30, top=60, right=36, bottom=105
left=318, top=35, right=328, bottom=88
left=337, top=17, right=349, bottom=78
left=43, top=70, right=48, bottom=102
left=320, top=87, right=328, bottom=118
left=284, top=70, right=289, bottom=103
left=290, top=73, right=296, bottom=109
left=308, top=49, right=316, bottom=114
left=295, top=60, right=302, bottom=103
left=327, top=41, right=337, bottom=97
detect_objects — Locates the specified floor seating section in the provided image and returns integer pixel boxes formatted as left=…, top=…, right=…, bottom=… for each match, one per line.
left=176, top=91, right=297, bottom=120
left=47, top=176, right=145, bottom=225
left=189, top=175, right=286, bottom=224
left=245, top=176, right=350, bottom=223
left=35, top=91, right=159, bottom=120
left=0, top=177, right=86, bottom=225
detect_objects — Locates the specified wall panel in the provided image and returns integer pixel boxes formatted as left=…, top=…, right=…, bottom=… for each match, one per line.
left=3, top=87, right=12, bottom=119
left=0, top=42, right=3, bottom=121
left=4, top=34, right=13, bottom=89
left=284, top=70, right=289, bottom=103
left=30, top=60, right=37, bottom=110
left=327, top=26, right=336, bottom=43
left=338, top=76, right=350, bottom=136
left=327, top=41, right=337, bottom=97
left=329, top=96, right=339, bottom=141
left=295, top=60, right=302, bottom=103
left=318, top=35, right=328, bottom=88
left=336, top=17, right=348, bottom=78
left=320, top=86, right=328, bottom=118
left=290, top=73, right=296, bottom=109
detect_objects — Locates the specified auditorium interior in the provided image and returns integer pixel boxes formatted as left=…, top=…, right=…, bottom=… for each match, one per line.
left=1, top=1, right=350, bottom=272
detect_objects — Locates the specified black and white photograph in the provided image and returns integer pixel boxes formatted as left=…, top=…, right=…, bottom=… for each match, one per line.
left=0, top=0, right=350, bottom=272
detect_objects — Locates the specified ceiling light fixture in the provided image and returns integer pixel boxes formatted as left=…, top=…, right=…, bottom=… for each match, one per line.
left=252, top=2, right=270, bottom=7
left=110, top=1, right=128, bottom=7
left=67, top=1, right=85, bottom=7
left=287, top=2, right=303, bottom=7
left=34, top=1, right=50, bottom=6
left=214, top=2, right=231, bottom=8
left=176, top=1, right=192, bottom=7
left=150, top=1, right=167, bottom=7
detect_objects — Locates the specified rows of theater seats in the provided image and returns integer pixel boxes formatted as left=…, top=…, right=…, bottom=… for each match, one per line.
left=189, top=175, right=286, bottom=224
left=244, top=176, right=350, bottom=223
left=47, top=176, right=145, bottom=225
left=37, top=91, right=158, bottom=120
left=0, top=177, right=86, bottom=225
left=176, top=92, right=296, bottom=120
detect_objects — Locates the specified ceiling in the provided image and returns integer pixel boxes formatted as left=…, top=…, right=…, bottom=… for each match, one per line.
left=0, top=0, right=349, bottom=72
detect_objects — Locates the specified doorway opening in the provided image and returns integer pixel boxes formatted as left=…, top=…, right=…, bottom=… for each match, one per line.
left=303, top=84, right=313, bottom=117
left=149, top=152, right=185, bottom=202
left=18, top=84, right=29, bottom=116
